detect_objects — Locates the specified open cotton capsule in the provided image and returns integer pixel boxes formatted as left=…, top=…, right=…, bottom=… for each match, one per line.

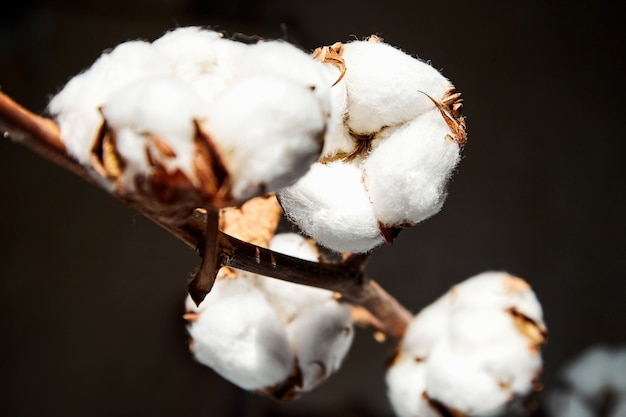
left=386, top=272, right=546, bottom=417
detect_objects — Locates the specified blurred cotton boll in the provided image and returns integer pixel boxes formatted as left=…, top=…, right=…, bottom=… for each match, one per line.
left=548, top=345, right=626, bottom=417
left=49, top=26, right=329, bottom=210
left=386, top=272, right=546, bottom=417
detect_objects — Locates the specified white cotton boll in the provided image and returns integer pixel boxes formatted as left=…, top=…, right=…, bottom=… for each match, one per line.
left=363, top=109, right=461, bottom=228
left=186, top=275, right=293, bottom=390
left=285, top=299, right=354, bottom=392
left=277, top=161, right=385, bottom=253
left=236, top=40, right=331, bottom=115
left=401, top=295, right=450, bottom=360
left=386, top=354, right=440, bottom=417
left=100, top=75, right=211, bottom=188
left=425, top=341, right=511, bottom=416
left=152, top=27, right=248, bottom=102
left=340, top=39, right=452, bottom=134
left=261, top=233, right=335, bottom=322
left=203, top=74, right=325, bottom=202
left=49, top=41, right=170, bottom=164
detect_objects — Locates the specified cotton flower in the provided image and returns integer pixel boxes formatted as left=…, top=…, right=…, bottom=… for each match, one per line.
left=278, top=36, right=466, bottom=254
left=49, top=26, right=329, bottom=211
left=386, top=272, right=546, bottom=417
left=185, top=233, right=354, bottom=397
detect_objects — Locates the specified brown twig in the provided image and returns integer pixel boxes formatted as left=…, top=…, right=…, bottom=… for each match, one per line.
left=0, top=90, right=412, bottom=342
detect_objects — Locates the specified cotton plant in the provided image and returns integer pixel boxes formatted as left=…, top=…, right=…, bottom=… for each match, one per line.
left=0, top=26, right=551, bottom=417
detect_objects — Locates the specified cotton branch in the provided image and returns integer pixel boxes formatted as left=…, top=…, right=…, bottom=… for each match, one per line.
left=0, top=90, right=412, bottom=342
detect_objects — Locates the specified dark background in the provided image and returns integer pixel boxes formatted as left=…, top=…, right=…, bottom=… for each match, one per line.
left=0, top=1, right=624, bottom=416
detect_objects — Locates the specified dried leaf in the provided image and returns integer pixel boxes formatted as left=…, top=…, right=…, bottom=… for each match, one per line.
left=218, top=193, right=282, bottom=248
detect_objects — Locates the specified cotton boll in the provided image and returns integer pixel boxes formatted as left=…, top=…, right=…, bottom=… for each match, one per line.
left=425, top=341, right=511, bottom=416
left=363, top=109, right=461, bottom=228
left=340, top=39, right=452, bottom=135
left=100, top=75, right=211, bottom=189
left=386, top=354, right=440, bottom=417
left=277, top=161, right=385, bottom=253
left=285, top=299, right=354, bottom=392
left=186, top=274, right=294, bottom=391
left=203, top=74, right=326, bottom=202
left=49, top=41, right=170, bottom=164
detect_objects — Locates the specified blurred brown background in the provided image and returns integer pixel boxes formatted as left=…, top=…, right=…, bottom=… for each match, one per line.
left=0, top=1, right=624, bottom=416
